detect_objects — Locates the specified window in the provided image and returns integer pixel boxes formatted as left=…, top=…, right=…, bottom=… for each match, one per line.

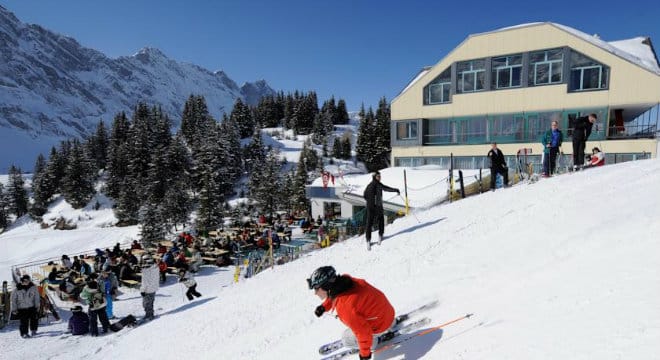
left=456, top=59, right=486, bottom=93
left=396, top=121, right=418, bottom=140
left=569, top=50, right=609, bottom=91
left=424, top=68, right=451, bottom=104
left=492, top=55, right=522, bottom=89
left=529, top=48, right=563, bottom=86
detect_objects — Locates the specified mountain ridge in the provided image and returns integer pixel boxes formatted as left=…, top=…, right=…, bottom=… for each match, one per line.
left=0, top=5, right=275, bottom=171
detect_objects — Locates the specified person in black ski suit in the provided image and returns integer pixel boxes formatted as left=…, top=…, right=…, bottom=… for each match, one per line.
left=572, top=113, right=597, bottom=169
left=363, top=171, right=399, bottom=245
left=487, top=142, right=508, bottom=190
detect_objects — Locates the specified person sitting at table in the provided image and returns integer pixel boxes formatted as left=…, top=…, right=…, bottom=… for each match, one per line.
left=59, top=274, right=82, bottom=299
left=173, top=252, right=188, bottom=269
left=118, top=258, right=138, bottom=281
left=61, top=255, right=73, bottom=269
left=123, top=249, right=138, bottom=266
left=47, top=266, right=62, bottom=284
left=130, top=240, right=143, bottom=250
left=156, top=244, right=167, bottom=255
left=162, top=250, right=175, bottom=267
left=112, top=242, right=122, bottom=257
left=284, top=225, right=292, bottom=242
left=271, top=231, right=281, bottom=249
left=79, top=258, right=93, bottom=277
left=71, top=256, right=82, bottom=273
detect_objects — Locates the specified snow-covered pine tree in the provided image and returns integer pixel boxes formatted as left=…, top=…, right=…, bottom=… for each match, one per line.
left=105, top=112, right=131, bottom=199
left=61, top=140, right=95, bottom=209
left=219, top=114, right=243, bottom=184
left=253, top=95, right=283, bottom=128
left=249, top=149, right=283, bottom=220
left=335, top=99, right=349, bottom=125
left=374, top=97, right=392, bottom=169
left=7, top=165, right=28, bottom=218
left=161, top=134, right=192, bottom=231
left=145, top=109, right=172, bottom=202
left=292, top=157, right=310, bottom=215
left=244, top=130, right=266, bottom=175
left=332, top=137, right=342, bottom=159
left=195, top=171, right=224, bottom=235
left=138, top=201, right=166, bottom=248
left=85, top=120, right=109, bottom=172
left=357, top=106, right=381, bottom=172
left=341, top=133, right=352, bottom=160
left=29, top=154, right=49, bottom=218
left=231, top=98, right=255, bottom=138
left=291, top=92, right=318, bottom=135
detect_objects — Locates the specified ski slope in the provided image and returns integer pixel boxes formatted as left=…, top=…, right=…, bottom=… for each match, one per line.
left=1, top=159, right=659, bottom=359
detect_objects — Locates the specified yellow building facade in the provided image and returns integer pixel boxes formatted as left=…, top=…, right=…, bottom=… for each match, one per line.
left=391, top=22, right=660, bottom=169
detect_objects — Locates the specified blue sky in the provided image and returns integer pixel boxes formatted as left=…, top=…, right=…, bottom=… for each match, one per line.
left=3, top=0, right=660, bottom=111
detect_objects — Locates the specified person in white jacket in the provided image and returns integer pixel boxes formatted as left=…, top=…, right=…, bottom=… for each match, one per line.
left=139, top=258, right=160, bottom=321
left=10, top=275, right=40, bottom=338
left=178, top=267, right=202, bottom=301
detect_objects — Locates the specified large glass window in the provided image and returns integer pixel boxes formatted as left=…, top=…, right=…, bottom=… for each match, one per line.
left=529, top=48, right=563, bottom=86
left=492, top=54, right=522, bottom=89
left=424, top=68, right=452, bottom=104
left=456, top=59, right=486, bottom=93
left=425, top=119, right=452, bottom=144
left=569, top=50, right=609, bottom=91
left=396, top=121, right=418, bottom=140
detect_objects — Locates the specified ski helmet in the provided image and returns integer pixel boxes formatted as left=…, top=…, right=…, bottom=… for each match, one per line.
left=307, top=266, right=337, bottom=290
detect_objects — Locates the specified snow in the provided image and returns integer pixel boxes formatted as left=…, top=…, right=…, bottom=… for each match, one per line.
left=1, top=159, right=660, bottom=359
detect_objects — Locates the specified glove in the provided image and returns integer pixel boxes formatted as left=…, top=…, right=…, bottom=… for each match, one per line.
left=359, top=352, right=372, bottom=360
left=314, top=305, right=325, bottom=318
left=140, top=292, right=145, bottom=297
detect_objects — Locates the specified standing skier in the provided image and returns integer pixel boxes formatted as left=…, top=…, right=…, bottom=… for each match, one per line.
left=572, top=113, right=597, bottom=170
left=309, top=266, right=395, bottom=360
left=363, top=171, right=399, bottom=247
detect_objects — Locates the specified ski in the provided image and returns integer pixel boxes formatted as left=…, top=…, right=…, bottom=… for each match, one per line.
left=319, top=318, right=431, bottom=360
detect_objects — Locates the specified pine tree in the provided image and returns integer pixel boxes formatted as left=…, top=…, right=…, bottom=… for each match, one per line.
left=30, top=154, right=50, bottom=218
left=374, top=97, right=392, bottom=169
left=332, top=137, right=342, bottom=159
left=231, top=98, right=255, bottom=138
left=341, top=133, right=352, bottom=160
left=196, top=171, right=223, bottom=234
left=61, top=140, right=95, bottom=209
left=356, top=104, right=387, bottom=171
left=244, top=130, right=266, bottom=175
left=292, top=157, right=310, bottom=215
left=106, top=112, right=131, bottom=199
left=335, top=99, right=350, bottom=125
left=0, top=183, right=9, bottom=229
left=249, top=149, right=282, bottom=219
left=7, top=165, right=28, bottom=218
left=86, top=120, right=109, bottom=171
left=138, top=201, right=166, bottom=248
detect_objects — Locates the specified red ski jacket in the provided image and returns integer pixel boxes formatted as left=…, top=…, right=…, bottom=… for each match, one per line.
left=321, top=276, right=395, bottom=357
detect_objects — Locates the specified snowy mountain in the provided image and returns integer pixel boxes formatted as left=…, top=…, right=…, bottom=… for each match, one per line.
left=1, top=159, right=659, bottom=359
left=0, top=5, right=275, bottom=172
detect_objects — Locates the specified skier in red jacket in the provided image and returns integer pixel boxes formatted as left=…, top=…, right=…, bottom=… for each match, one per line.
left=309, top=266, right=395, bottom=360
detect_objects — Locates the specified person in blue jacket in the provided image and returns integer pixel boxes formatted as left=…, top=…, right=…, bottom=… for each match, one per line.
left=542, top=120, right=564, bottom=176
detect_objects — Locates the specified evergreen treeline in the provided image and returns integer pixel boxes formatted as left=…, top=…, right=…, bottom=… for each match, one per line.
left=1, top=92, right=391, bottom=240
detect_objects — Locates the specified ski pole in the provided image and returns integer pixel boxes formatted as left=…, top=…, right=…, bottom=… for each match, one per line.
left=375, top=313, right=473, bottom=354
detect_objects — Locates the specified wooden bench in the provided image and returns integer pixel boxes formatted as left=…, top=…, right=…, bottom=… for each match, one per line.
left=31, top=273, right=45, bottom=283
left=120, top=279, right=140, bottom=288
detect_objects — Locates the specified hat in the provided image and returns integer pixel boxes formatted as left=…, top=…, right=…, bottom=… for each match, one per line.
left=71, top=305, right=83, bottom=313
left=87, top=281, right=98, bottom=289
left=20, top=274, right=31, bottom=282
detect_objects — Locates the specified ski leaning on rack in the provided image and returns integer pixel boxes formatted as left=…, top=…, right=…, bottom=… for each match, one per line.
left=318, top=299, right=438, bottom=355
left=320, top=317, right=431, bottom=360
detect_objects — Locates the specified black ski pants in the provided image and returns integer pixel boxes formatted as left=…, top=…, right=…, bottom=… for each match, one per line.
left=573, top=138, right=586, bottom=166
left=543, top=147, right=560, bottom=175
left=17, top=307, right=38, bottom=336
left=89, top=307, right=111, bottom=336
left=186, top=285, right=202, bottom=301
left=490, top=166, right=509, bottom=189
left=365, top=206, right=384, bottom=241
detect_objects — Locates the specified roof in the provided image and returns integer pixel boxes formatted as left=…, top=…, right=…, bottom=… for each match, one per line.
left=488, top=22, right=660, bottom=75
left=395, top=22, right=660, bottom=101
